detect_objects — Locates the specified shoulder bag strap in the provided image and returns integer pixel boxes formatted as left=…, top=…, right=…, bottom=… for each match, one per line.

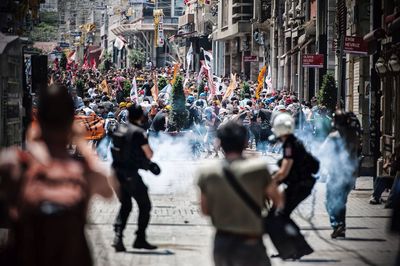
left=222, top=165, right=262, bottom=217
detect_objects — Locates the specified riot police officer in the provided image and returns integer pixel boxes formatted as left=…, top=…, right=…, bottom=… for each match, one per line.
left=272, top=112, right=317, bottom=217
left=111, top=104, right=160, bottom=251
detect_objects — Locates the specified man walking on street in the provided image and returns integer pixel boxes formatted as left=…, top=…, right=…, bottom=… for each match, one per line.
left=111, top=104, right=159, bottom=251
left=197, top=121, right=284, bottom=266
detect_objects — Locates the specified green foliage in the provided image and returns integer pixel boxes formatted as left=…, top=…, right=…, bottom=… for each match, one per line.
left=168, top=76, right=188, bottom=131
left=128, top=49, right=146, bottom=67
left=75, top=79, right=85, bottom=97
left=60, top=53, right=67, bottom=70
left=40, top=12, right=58, bottom=25
left=198, top=81, right=205, bottom=96
left=318, top=73, right=338, bottom=112
left=99, top=51, right=112, bottom=72
left=30, top=22, right=58, bottom=42
left=158, top=76, right=168, bottom=90
left=241, top=82, right=251, bottom=99
left=123, top=80, right=132, bottom=97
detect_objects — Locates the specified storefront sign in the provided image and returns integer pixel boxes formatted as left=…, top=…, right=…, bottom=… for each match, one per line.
left=333, top=36, right=368, bottom=55
left=58, top=42, right=70, bottom=48
left=302, top=54, right=324, bottom=68
left=244, top=55, right=258, bottom=62
left=344, top=36, right=368, bottom=55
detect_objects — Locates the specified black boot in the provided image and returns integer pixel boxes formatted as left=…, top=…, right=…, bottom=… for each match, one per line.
left=331, top=225, right=346, bottom=239
left=133, top=234, right=157, bottom=250
left=112, top=228, right=126, bottom=252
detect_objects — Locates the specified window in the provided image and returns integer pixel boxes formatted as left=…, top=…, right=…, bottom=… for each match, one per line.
left=173, top=0, right=184, bottom=17
left=221, top=0, right=228, bottom=27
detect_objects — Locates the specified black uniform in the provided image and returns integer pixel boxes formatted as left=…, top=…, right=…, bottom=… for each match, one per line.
left=280, top=134, right=315, bottom=217
left=112, top=123, right=152, bottom=241
left=150, top=110, right=167, bottom=132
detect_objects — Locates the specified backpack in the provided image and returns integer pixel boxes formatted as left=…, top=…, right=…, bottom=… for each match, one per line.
left=110, top=124, right=150, bottom=172
left=303, top=150, right=320, bottom=175
left=293, top=138, right=320, bottom=176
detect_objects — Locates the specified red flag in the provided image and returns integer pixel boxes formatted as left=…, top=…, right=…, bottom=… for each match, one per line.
left=82, top=54, right=89, bottom=70
left=90, top=57, right=96, bottom=69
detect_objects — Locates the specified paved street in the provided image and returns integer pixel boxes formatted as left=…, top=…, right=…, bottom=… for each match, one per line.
left=87, top=153, right=399, bottom=266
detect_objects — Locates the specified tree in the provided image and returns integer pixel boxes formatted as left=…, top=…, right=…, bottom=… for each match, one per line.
left=198, top=80, right=205, bottom=96
left=168, top=76, right=188, bottom=132
left=158, top=76, right=167, bottom=90
left=60, top=52, right=67, bottom=70
left=99, top=51, right=112, bottom=72
left=123, top=80, right=131, bottom=98
left=241, top=81, right=251, bottom=99
left=128, top=49, right=145, bottom=68
left=30, top=22, right=58, bottom=42
left=75, top=79, right=85, bottom=98
left=318, top=73, right=338, bottom=112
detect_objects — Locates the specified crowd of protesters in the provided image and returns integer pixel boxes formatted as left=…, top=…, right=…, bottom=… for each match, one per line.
left=0, top=59, right=398, bottom=265
left=47, top=64, right=336, bottom=157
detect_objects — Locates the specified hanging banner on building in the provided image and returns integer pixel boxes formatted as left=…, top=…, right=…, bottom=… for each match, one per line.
left=154, top=9, right=164, bottom=47
left=302, top=54, right=324, bottom=68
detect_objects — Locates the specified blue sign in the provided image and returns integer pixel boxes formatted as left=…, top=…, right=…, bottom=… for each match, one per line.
left=71, top=32, right=82, bottom=37
left=59, top=42, right=70, bottom=48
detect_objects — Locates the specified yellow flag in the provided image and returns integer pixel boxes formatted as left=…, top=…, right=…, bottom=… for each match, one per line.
left=223, top=73, right=237, bottom=100
left=100, top=79, right=110, bottom=94
left=255, top=66, right=267, bottom=99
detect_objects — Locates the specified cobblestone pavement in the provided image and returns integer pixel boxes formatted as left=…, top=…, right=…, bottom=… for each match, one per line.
left=87, top=153, right=399, bottom=266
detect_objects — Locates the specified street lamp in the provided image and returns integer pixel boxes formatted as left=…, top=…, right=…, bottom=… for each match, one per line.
left=375, top=57, right=388, bottom=75
left=388, top=54, right=400, bottom=72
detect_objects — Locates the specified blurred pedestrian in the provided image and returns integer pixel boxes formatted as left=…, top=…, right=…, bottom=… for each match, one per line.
left=197, top=121, right=284, bottom=266
left=0, top=84, right=113, bottom=266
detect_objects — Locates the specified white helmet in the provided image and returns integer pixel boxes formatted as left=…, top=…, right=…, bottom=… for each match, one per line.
left=272, top=112, right=295, bottom=137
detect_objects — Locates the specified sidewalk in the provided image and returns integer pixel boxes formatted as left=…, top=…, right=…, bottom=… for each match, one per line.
left=87, top=157, right=399, bottom=266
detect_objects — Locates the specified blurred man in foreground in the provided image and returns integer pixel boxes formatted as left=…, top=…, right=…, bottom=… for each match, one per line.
left=197, top=121, right=283, bottom=266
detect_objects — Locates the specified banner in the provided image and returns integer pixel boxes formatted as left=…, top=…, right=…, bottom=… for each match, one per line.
left=255, top=66, right=267, bottom=99
left=75, top=114, right=105, bottom=140
left=184, top=43, right=193, bottom=87
left=154, top=9, right=164, bottom=47
left=114, top=36, right=126, bottom=50
left=201, top=49, right=216, bottom=101
left=151, top=72, right=159, bottom=101
left=223, top=73, right=237, bottom=100
left=100, top=79, right=110, bottom=94
left=265, top=65, right=273, bottom=93
left=171, top=63, right=180, bottom=85
left=130, top=76, right=138, bottom=101
left=67, top=50, right=76, bottom=64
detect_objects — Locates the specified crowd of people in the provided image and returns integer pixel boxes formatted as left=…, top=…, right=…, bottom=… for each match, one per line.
left=48, top=64, right=336, bottom=157
left=0, top=60, right=399, bottom=266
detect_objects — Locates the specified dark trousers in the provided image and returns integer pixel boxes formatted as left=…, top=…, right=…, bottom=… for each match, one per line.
left=280, top=179, right=316, bottom=218
left=114, top=173, right=151, bottom=238
left=213, top=231, right=270, bottom=266
left=372, top=176, right=393, bottom=199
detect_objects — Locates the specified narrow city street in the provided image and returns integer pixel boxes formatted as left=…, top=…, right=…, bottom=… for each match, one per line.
left=87, top=154, right=399, bottom=266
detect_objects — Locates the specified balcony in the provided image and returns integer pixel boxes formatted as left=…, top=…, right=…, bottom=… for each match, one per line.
left=110, top=16, right=179, bottom=36
left=178, top=13, right=194, bottom=28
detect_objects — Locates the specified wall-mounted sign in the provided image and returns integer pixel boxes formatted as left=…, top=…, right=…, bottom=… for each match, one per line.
left=244, top=55, right=258, bottom=62
left=333, top=36, right=368, bottom=55
left=302, top=54, right=324, bottom=68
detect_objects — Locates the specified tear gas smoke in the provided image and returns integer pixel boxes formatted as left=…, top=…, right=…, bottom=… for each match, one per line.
left=96, top=130, right=207, bottom=194
left=294, top=124, right=359, bottom=212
